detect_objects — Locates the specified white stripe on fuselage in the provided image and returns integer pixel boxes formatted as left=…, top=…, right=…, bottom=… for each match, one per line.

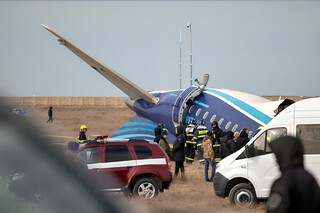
left=204, top=89, right=271, bottom=125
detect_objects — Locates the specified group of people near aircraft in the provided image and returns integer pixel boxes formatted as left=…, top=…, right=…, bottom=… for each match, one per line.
left=154, top=120, right=250, bottom=182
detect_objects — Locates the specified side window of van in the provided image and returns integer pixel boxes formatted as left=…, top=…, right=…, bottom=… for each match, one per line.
left=297, top=124, right=320, bottom=154
left=249, top=128, right=287, bottom=157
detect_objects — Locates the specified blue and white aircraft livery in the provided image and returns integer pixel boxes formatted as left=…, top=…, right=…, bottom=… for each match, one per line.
left=42, top=25, right=283, bottom=143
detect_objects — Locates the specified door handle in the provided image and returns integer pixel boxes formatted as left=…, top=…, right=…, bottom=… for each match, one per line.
left=241, top=165, right=246, bottom=168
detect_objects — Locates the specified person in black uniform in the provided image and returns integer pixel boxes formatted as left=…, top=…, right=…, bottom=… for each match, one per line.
left=172, top=126, right=186, bottom=181
left=267, top=136, right=320, bottom=213
left=47, top=106, right=53, bottom=123
left=211, top=121, right=223, bottom=163
left=154, top=123, right=165, bottom=143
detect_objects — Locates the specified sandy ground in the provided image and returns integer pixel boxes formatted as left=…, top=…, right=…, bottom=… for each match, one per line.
left=13, top=103, right=270, bottom=213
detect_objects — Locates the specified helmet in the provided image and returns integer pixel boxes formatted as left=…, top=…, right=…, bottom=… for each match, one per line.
left=189, top=119, right=196, bottom=125
left=80, top=124, right=87, bottom=132
left=199, top=120, right=205, bottom=125
left=158, top=123, right=165, bottom=128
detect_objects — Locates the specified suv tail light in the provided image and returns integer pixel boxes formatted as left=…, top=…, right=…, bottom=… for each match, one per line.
left=165, top=156, right=171, bottom=169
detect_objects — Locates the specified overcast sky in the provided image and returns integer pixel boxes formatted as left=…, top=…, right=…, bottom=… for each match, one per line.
left=1, top=1, right=320, bottom=97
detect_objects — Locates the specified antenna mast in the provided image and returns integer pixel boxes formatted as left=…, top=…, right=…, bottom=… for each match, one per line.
left=187, top=22, right=192, bottom=86
left=179, top=30, right=182, bottom=89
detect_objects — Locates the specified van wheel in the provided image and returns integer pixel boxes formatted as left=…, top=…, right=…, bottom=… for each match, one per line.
left=229, top=183, right=257, bottom=207
left=133, top=178, right=159, bottom=199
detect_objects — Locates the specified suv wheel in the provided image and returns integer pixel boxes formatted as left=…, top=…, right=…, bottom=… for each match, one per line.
left=229, top=183, right=257, bottom=207
left=133, top=178, right=159, bottom=199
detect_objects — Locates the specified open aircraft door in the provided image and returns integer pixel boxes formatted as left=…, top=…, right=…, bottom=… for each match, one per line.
left=171, top=74, right=209, bottom=126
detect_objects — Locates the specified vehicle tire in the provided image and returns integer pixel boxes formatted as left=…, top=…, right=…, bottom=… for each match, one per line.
left=229, top=183, right=257, bottom=207
left=29, top=186, right=46, bottom=203
left=133, top=178, right=159, bottom=199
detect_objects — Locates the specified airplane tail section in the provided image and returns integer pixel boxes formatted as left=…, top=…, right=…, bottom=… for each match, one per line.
left=41, top=24, right=159, bottom=104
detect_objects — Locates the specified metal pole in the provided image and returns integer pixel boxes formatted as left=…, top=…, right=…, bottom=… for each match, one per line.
left=179, top=30, right=182, bottom=89
left=187, top=22, right=192, bottom=86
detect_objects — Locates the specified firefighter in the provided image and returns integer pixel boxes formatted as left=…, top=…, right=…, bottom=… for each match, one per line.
left=185, top=119, right=196, bottom=164
left=211, top=121, right=223, bottom=163
left=193, top=120, right=208, bottom=164
left=78, top=124, right=89, bottom=144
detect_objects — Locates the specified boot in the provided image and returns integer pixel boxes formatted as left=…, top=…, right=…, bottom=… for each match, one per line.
left=180, top=172, right=187, bottom=181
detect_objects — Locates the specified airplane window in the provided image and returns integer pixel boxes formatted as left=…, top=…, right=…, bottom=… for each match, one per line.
left=196, top=108, right=201, bottom=117
left=210, top=115, right=216, bottom=123
left=189, top=105, right=194, bottom=113
left=203, top=111, right=209, bottom=119
left=232, top=124, right=238, bottom=132
left=218, top=118, right=224, bottom=127
left=225, top=121, right=232, bottom=130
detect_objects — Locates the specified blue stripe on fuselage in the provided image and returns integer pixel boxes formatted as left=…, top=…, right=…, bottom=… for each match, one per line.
left=205, top=89, right=272, bottom=125
left=113, top=127, right=154, bottom=135
left=122, top=122, right=157, bottom=128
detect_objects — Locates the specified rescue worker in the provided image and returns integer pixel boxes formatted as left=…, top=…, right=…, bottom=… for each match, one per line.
left=159, top=130, right=172, bottom=160
left=211, top=121, right=223, bottom=142
left=267, top=136, right=320, bottom=213
left=172, top=126, right=186, bottom=181
left=185, top=119, right=196, bottom=164
left=211, top=121, right=223, bottom=163
left=201, top=131, right=215, bottom=182
left=78, top=124, right=89, bottom=144
left=193, top=120, right=208, bottom=164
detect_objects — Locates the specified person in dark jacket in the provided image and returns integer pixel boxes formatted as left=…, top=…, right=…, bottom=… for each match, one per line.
left=47, top=106, right=53, bottom=123
left=267, top=136, right=320, bottom=213
left=172, top=126, right=186, bottom=180
left=220, top=131, right=237, bottom=159
left=154, top=123, right=165, bottom=143
left=236, top=128, right=250, bottom=150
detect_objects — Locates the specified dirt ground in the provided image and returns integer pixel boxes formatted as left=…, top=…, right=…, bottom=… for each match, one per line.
left=13, top=103, right=269, bottom=213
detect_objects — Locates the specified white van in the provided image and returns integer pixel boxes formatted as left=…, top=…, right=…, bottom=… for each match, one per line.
left=213, top=97, right=320, bottom=207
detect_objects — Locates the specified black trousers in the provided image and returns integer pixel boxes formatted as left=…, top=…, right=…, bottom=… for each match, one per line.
left=174, top=161, right=185, bottom=176
left=186, top=144, right=196, bottom=161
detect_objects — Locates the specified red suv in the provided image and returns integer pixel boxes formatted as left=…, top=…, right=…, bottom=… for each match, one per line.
left=78, top=139, right=172, bottom=199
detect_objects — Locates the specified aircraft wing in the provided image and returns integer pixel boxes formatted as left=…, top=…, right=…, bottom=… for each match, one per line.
left=111, top=115, right=176, bottom=144
left=41, top=25, right=159, bottom=104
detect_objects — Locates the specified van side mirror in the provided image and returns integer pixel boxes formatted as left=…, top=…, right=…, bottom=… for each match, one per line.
left=245, top=145, right=251, bottom=158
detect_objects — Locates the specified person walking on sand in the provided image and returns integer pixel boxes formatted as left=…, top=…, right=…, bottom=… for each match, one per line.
left=47, top=106, right=53, bottom=123
left=172, top=126, right=186, bottom=181
left=202, top=131, right=215, bottom=182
